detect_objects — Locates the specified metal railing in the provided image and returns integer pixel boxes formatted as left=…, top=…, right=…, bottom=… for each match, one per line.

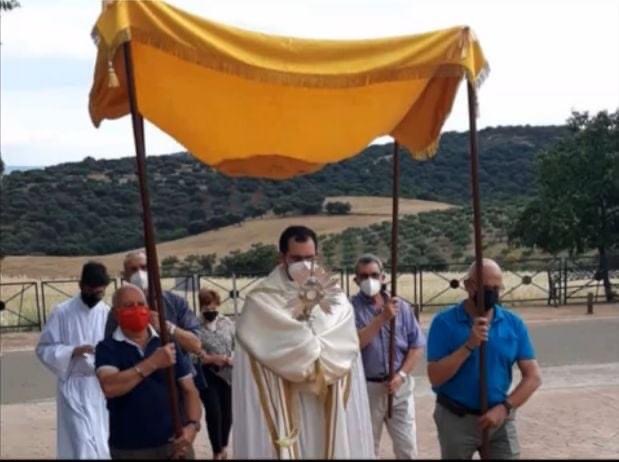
left=0, top=281, right=42, bottom=332
left=3, top=255, right=615, bottom=332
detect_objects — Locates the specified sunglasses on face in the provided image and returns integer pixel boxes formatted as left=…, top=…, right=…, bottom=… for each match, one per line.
left=357, top=272, right=381, bottom=280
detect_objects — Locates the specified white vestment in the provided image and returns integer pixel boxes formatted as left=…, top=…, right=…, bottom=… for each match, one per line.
left=36, top=295, right=110, bottom=459
left=232, top=266, right=375, bottom=459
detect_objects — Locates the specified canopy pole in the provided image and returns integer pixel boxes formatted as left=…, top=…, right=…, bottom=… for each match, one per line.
left=123, top=42, right=183, bottom=439
left=466, top=80, right=489, bottom=458
left=387, top=141, right=400, bottom=419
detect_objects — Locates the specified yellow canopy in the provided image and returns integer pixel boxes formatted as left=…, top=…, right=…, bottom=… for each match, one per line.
left=89, top=0, right=488, bottom=179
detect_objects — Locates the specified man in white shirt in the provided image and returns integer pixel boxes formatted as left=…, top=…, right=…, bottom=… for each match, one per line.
left=36, top=261, right=112, bottom=459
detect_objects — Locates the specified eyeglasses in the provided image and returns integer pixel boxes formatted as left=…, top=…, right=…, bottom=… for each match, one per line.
left=357, top=272, right=381, bottom=280
left=128, top=264, right=148, bottom=273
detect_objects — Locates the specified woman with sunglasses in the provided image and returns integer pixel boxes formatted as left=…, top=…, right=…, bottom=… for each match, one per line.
left=196, top=289, right=234, bottom=460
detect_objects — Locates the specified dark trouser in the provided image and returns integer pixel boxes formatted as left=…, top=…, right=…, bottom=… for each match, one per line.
left=433, top=402, right=520, bottom=459
left=199, top=367, right=232, bottom=456
left=110, top=443, right=195, bottom=460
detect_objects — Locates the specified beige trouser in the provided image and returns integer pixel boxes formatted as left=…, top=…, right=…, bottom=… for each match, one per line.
left=366, top=375, right=418, bottom=459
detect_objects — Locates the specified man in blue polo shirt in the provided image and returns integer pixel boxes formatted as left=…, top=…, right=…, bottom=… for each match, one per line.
left=95, top=284, right=202, bottom=459
left=427, top=258, right=542, bottom=459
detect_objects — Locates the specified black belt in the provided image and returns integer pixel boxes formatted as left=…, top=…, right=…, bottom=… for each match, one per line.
left=437, top=394, right=482, bottom=417
left=366, top=375, right=390, bottom=383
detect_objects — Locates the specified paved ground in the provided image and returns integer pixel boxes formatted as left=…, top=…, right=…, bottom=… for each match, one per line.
left=3, top=315, right=618, bottom=405
left=1, top=305, right=618, bottom=459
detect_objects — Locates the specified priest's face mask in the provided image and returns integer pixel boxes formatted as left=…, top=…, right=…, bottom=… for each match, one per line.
left=281, top=238, right=317, bottom=282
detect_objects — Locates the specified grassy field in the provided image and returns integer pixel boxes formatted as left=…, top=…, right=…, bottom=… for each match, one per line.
left=0, top=196, right=453, bottom=279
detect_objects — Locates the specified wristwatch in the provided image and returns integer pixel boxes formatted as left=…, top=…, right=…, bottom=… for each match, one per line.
left=167, top=321, right=177, bottom=338
left=398, top=370, right=407, bottom=380
left=186, top=420, right=201, bottom=432
left=502, top=400, right=514, bottom=413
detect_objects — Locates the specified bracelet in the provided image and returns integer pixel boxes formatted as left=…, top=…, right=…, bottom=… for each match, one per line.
left=186, top=420, right=201, bottom=432
left=464, top=343, right=475, bottom=353
left=134, top=365, right=146, bottom=379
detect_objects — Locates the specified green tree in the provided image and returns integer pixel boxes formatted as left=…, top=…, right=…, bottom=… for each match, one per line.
left=216, top=244, right=278, bottom=275
left=510, top=110, right=619, bottom=301
left=325, top=201, right=352, bottom=215
left=0, top=1, right=20, bottom=11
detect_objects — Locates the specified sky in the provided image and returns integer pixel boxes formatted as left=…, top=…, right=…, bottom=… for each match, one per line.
left=1, top=0, right=618, bottom=167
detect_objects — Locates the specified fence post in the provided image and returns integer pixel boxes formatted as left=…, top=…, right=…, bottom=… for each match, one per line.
left=562, top=258, right=568, bottom=305
left=192, top=274, right=198, bottom=314
left=586, top=292, right=594, bottom=315
left=35, top=283, right=42, bottom=330
left=413, top=266, right=418, bottom=310
left=232, top=273, right=239, bottom=319
left=419, top=267, right=424, bottom=313
left=41, top=282, right=48, bottom=325
left=345, top=268, right=350, bottom=297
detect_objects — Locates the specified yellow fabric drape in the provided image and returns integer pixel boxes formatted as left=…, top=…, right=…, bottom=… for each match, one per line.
left=89, top=0, right=488, bottom=179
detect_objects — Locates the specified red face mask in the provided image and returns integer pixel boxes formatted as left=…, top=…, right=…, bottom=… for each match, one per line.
left=117, top=305, right=151, bottom=332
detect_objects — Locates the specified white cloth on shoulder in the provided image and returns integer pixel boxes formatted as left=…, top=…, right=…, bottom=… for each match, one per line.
left=232, top=265, right=375, bottom=459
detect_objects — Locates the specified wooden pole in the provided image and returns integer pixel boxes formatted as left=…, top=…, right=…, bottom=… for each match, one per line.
left=467, top=80, right=489, bottom=457
left=387, top=141, right=400, bottom=419
left=123, top=42, right=183, bottom=438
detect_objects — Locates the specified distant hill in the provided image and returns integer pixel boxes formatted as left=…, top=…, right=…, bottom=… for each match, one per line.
left=4, top=166, right=44, bottom=174
left=0, top=125, right=567, bottom=256
left=0, top=197, right=452, bottom=278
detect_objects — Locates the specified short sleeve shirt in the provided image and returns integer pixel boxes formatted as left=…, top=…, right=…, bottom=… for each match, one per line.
left=427, top=302, right=535, bottom=410
left=95, top=328, right=192, bottom=450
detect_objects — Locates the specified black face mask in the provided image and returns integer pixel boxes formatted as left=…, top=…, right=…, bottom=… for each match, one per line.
left=81, top=292, right=102, bottom=308
left=473, top=287, right=500, bottom=312
left=203, top=311, right=218, bottom=322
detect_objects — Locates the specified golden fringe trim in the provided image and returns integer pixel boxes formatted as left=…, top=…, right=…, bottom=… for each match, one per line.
left=92, top=25, right=489, bottom=90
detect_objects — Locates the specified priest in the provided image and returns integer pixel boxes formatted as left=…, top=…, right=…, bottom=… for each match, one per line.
left=36, top=261, right=112, bottom=459
left=232, top=226, right=375, bottom=459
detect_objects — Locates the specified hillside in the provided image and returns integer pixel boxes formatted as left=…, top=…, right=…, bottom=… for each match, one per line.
left=0, top=197, right=452, bottom=278
left=0, top=125, right=567, bottom=256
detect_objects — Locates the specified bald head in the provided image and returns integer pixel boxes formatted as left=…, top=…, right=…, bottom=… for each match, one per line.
left=112, top=283, right=146, bottom=310
left=464, top=258, right=504, bottom=293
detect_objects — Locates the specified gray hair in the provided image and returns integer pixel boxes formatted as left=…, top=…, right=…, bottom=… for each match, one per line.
left=112, top=283, right=145, bottom=309
left=123, top=250, right=146, bottom=267
left=354, top=253, right=384, bottom=275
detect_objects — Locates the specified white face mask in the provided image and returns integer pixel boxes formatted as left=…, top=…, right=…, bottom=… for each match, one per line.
left=129, top=269, right=149, bottom=292
left=360, top=278, right=382, bottom=297
left=287, top=260, right=314, bottom=285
